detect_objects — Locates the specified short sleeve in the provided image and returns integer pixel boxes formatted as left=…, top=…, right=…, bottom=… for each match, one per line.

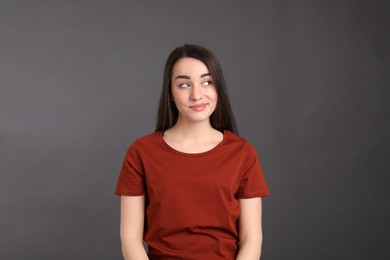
left=237, top=142, right=270, bottom=198
left=115, top=142, right=146, bottom=196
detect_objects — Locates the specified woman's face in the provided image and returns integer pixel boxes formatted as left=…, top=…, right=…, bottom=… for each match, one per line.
left=171, top=58, right=218, bottom=124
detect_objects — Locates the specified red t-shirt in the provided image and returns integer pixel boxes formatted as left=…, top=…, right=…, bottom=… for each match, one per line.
left=115, top=130, right=270, bottom=259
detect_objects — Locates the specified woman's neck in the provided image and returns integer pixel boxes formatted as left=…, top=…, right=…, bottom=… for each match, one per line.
left=163, top=118, right=224, bottom=153
left=169, top=118, right=217, bottom=139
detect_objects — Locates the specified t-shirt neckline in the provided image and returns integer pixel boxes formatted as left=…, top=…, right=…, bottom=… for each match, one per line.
left=159, top=130, right=228, bottom=157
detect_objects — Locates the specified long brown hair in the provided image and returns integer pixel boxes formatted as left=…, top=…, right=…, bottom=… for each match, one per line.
left=155, top=44, right=238, bottom=134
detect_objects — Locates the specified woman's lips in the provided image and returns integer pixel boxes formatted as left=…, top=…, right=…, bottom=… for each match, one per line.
left=189, top=103, right=208, bottom=111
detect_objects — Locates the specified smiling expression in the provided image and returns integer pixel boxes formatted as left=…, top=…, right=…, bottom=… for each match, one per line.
left=171, top=57, right=218, bottom=124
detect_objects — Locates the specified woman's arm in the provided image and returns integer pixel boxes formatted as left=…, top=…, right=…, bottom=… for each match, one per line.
left=120, top=195, right=149, bottom=260
left=236, top=197, right=263, bottom=260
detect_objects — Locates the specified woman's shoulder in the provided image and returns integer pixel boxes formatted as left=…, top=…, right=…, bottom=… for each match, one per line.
left=127, top=131, right=163, bottom=151
left=136, top=131, right=162, bottom=142
left=224, top=130, right=258, bottom=153
left=224, top=130, right=248, bottom=144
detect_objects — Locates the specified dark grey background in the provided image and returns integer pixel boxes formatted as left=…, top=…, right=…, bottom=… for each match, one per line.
left=1, top=1, right=389, bottom=259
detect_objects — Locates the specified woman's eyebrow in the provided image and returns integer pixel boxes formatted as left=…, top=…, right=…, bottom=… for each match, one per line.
left=175, top=75, right=190, bottom=79
left=175, top=72, right=211, bottom=80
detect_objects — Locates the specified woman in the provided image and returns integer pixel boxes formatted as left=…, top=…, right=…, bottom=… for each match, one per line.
left=115, top=44, right=270, bottom=259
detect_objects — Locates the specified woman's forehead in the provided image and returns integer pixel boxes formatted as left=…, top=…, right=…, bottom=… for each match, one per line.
left=172, top=58, right=209, bottom=77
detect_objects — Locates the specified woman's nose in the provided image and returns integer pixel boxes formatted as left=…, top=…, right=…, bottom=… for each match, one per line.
left=190, top=85, right=203, bottom=101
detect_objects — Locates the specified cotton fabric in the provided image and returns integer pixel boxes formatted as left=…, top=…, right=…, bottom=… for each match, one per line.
left=115, top=130, right=270, bottom=259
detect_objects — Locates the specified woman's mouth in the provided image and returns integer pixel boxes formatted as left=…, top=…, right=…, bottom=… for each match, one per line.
left=189, top=103, right=208, bottom=112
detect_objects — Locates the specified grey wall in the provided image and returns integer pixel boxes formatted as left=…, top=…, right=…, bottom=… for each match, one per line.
left=1, top=1, right=389, bottom=259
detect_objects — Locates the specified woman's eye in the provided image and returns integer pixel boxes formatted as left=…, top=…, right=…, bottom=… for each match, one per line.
left=179, top=83, right=190, bottom=88
left=203, top=80, right=212, bottom=86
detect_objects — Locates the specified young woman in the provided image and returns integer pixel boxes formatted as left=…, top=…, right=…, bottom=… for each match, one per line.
left=115, top=44, right=270, bottom=259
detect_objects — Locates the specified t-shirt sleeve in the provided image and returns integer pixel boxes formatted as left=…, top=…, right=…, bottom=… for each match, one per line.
left=115, top=142, right=146, bottom=196
left=237, top=142, right=270, bottom=198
